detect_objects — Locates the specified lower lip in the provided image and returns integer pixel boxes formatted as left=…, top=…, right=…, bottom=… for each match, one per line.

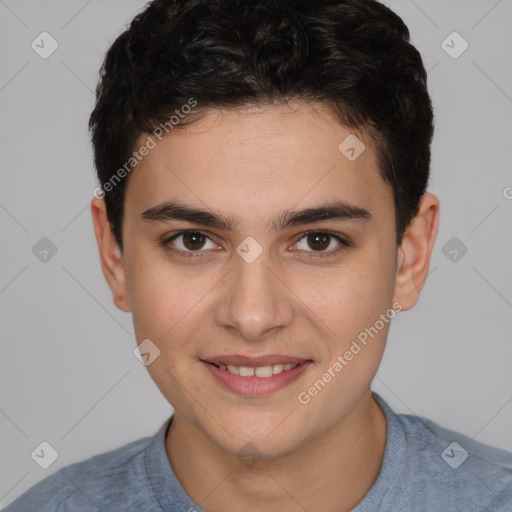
left=201, top=361, right=312, bottom=397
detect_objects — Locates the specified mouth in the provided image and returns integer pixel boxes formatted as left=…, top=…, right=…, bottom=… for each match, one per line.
left=200, top=355, right=313, bottom=396
left=203, top=361, right=302, bottom=377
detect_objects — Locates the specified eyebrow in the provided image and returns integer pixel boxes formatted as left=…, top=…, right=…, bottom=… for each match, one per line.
left=140, top=200, right=371, bottom=231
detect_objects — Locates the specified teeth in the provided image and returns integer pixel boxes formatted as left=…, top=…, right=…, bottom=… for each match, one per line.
left=272, top=364, right=284, bottom=374
left=218, top=363, right=299, bottom=377
left=255, top=366, right=273, bottom=377
left=239, top=366, right=255, bottom=377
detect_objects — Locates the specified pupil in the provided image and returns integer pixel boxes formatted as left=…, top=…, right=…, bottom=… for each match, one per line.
left=308, top=233, right=329, bottom=251
left=183, top=232, right=205, bottom=250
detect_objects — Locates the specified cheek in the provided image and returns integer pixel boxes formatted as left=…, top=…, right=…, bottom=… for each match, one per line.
left=127, top=252, right=218, bottom=346
left=294, top=255, right=395, bottom=335
left=126, top=258, right=209, bottom=402
left=126, top=251, right=183, bottom=335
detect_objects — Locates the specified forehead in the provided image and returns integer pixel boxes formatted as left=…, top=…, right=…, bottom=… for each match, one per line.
left=124, top=102, right=392, bottom=224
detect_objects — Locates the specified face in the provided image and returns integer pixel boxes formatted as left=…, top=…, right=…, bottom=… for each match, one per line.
left=100, top=102, right=414, bottom=458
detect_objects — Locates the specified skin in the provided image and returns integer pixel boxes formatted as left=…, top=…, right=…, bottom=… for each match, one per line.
left=91, top=101, right=439, bottom=512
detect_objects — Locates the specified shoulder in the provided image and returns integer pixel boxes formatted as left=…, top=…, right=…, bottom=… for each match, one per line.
left=396, top=411, right=512, bottom=509
left=398, top=410, right=512, bottom=471
left=4, top=435, right=155, bottom=511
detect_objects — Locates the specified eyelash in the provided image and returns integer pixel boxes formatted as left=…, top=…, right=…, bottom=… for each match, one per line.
left=162, top=229, right=351, bottom=259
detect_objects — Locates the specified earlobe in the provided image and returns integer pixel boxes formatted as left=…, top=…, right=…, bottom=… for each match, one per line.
left=90, top=197, right=131, bottom=312
left=393, top=194, right=440, bottom=311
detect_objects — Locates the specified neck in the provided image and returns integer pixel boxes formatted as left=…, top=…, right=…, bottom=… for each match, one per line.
left=165, top=390, right=387, bottom=512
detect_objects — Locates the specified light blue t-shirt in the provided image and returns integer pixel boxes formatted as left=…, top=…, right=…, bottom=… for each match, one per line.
left=5, top=392, right=512, bottom=511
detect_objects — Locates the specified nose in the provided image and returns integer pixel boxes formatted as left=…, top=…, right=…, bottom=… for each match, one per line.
left=215, top=250, right=295, bottom=342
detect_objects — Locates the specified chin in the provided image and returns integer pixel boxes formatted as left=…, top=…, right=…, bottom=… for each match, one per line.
left=200, top=410, right=312, bottom=460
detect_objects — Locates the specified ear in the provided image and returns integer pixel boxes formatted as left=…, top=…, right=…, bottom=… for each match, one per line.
left=393, top=193, right=440, bottom=311
left=91, top=197, right=131, bottom=312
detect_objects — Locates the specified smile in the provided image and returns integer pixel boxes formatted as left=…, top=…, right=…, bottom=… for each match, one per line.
left=209, top=362, right=299, bottom=377
left=200, top=356, right=312, bottom=396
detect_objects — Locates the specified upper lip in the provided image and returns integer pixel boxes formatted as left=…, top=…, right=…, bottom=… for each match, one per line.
left=202, top=354, right=310, bottom=367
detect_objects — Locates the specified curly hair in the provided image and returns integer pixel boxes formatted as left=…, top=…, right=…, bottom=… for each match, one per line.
left=89, top=0, right=434, bottom=250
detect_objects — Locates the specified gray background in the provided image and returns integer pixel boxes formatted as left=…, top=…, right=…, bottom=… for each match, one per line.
left=1, top=0, right=511, bottom=507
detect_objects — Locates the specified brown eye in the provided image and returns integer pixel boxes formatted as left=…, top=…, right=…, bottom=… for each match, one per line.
left=165, top=231, right=218, bottom=255
left=182, top=232, right=207, bottom=250
left=294, top=231, right=350, bottom=256
left=306, top=232, right=331, bottom=251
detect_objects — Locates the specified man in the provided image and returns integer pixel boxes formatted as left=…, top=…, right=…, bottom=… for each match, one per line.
left=6, top=0, right=512, bottom=510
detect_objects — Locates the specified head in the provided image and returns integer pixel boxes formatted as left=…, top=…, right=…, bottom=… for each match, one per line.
left=90, top=0, right=439, bottom=457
